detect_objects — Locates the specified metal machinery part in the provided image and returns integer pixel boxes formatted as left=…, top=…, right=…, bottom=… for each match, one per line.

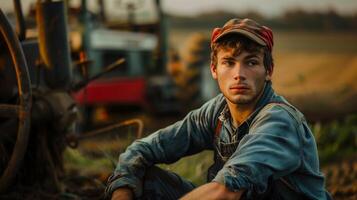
left=118, top=0, right=144, bottom=25
left=67, top=118, right=143, bottom=148
left=31, top=90, right=78, bottom=134
left=36, top=0, right=72, bottom=90
left=74, top=0, right=176, bottom=114
left=0, top=0, right=142, bottom=194
left=0, top=10, right=32, bottom=192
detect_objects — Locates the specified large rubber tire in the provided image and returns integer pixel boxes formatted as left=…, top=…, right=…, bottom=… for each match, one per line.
left=0, top=10, right=32, bottom=193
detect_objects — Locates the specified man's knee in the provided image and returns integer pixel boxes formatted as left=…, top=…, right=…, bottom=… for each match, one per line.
left=144, top=166, right=163, bottom=180
left=141, top=166, right=195, bottom=199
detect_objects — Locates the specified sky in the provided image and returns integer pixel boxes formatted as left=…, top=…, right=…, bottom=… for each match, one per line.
left=1, top=0, right=357, bottom=21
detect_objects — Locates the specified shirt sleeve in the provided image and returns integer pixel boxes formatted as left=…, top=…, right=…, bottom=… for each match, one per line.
left=106, top=94, right=225, bottom=197
left=212, top=104, right=302, bottom=197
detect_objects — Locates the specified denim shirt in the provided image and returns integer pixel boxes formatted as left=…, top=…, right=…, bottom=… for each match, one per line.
left=106, top=82, right=331, bottom=199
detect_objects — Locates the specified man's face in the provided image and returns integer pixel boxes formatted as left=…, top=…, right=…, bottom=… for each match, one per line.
left=211, top=47, right=271, bottom=106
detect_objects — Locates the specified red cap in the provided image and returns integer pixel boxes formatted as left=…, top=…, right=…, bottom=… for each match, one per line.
left=211, top=18, right=274, bottom=51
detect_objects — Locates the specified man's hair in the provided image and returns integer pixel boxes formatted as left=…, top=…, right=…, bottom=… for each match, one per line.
left=211, top=34, right=273, bottom=73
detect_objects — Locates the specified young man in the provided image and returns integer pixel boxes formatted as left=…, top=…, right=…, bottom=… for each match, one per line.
left=106, top=18, right=331, bottom=200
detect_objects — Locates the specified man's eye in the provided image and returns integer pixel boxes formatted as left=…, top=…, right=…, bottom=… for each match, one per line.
left=222, top=60, right=234, bottom=66
left=247, top=60, right=259, bottom=66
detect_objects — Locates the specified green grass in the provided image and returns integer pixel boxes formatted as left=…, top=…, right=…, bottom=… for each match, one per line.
left=63, top=148, right=115, bottom=176
left=312, top=114, right=357, bottom=164
left=63, top=147, right=213, bottom=185
left=160, top=150, right=213, bottom=185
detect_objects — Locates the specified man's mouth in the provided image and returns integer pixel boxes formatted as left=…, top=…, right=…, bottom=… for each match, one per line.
left=230, top=84, right=249, bottom=89
left=229, top=84, right=250, bottom=93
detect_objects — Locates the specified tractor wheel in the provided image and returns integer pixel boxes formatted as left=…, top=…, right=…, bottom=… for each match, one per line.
left=0, top=10, right=32, bottom=192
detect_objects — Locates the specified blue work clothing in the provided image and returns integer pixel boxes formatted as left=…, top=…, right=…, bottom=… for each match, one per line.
left=137, top=166, right=195, bottom=199
left=106, top=82, right=331, bottom=199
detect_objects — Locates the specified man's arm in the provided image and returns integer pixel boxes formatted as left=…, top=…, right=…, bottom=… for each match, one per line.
left=180, top=182, right=245, bottom=200
left=106, top=95, right=225, bottom=198
left=111, top=187, right=133, bottom=200
left=211, top=105, right=302, bottom=198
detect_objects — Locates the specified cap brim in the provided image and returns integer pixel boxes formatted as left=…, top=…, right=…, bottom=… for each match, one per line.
left=214, top=29, right=266, bottom=46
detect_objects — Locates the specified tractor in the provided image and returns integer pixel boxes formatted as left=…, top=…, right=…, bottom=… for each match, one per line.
left=0, top=0, right=143, bottom=198
left=70, top=0, right=181, bottom=129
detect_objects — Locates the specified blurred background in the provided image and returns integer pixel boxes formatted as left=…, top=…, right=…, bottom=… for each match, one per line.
left=0, top=0, right=356, bottom=199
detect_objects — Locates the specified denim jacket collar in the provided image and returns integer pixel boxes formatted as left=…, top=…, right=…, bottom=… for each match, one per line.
left=218, top=81, right=274, bottom=127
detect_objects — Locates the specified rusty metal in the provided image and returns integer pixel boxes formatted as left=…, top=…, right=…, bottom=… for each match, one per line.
left=31, top=90, right=78, bottom=133
left=72, top=58, right=125, bottom=91
left=66, top=118, right=144, bottom=148
left=0, top=104, right=22, bottom=118
left=0, top=9, right=32, bottom=193
left=13, top=0, right=26, bottom=41
left=36, top=0, right=72, bottom=89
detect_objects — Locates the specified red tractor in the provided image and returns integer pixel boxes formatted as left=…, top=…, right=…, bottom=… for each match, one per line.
left=70, top=0, right=180, bottom=127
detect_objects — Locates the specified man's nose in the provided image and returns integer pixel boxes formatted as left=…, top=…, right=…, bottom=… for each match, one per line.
left=233, top=63, right=246, bottom=80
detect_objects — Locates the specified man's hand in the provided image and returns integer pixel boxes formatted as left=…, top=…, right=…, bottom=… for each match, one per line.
left=111, top=187, right=134, bottom=200
left=180, top=182, right=244, bottom=200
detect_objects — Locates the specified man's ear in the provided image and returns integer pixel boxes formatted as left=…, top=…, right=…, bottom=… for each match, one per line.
left=265, top=68, right=273, bottom=81
left=210, top=63, right=218, bottom=79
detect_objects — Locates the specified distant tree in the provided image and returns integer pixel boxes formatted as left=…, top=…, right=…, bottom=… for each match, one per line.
left=168, top=9, right=357, bottom=31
